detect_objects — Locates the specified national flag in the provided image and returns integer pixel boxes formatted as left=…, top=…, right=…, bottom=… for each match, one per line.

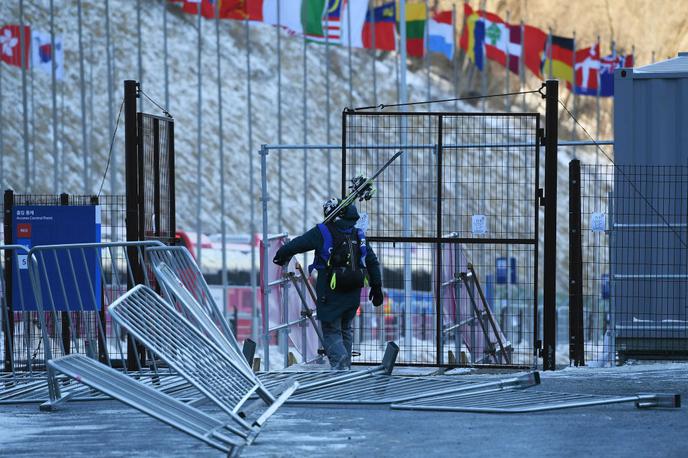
left=340, top=0, right=368, bottom=48
left=397, top=2, right=426, bottom=57
left=216, top=0, right=265, bottom=20
left=322, top=0, right=344, bottom=42
left=573, top=44, right=600, bottom=95
left=362, top=2, right=396, bottom=51
left=0, top=25, right=31, bottom=69
left=427, top=10, right=454, bottom=60
left=30, top=30, right=64, bottom=80
left=301, top=0, right=327, bottom=39
left=181, top=0, right=214, bottom=18
left=541, top=34, right=574, bottom=84
left=522, top=24, right=547, bottom=78
left=506, top=24, right=522, bottom=75
left=262, top=0, right=306, bottom=35
left=459, top=4, right=484, bottom=70
left=481, top=10, right=509, bottom=66
left=592, top=52, right=634, bottom=97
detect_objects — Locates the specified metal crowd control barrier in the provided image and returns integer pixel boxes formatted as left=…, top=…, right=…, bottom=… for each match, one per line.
left=286, top=371, right=538, bottom=405
left=262, top=234, right=321, bottom=369
left=25, top=241, right=165, bottom=408
left=146, top=246, right=241, bottom=354
left=1, top=245, right=31, bottom=380
left=458, top=264, right=513, bottom=364
left=151, top=260, right=254, bottom=377
left=391, top=388, right=681, bottom=413
left=1, top=370, right=202, bottom=405
left=48, top=354, right=245, bottom=457
left=108, top=285, right=298, bottom=440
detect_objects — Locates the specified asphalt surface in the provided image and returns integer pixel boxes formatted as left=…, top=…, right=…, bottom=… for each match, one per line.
left=1, top=363, right=686, bottom=457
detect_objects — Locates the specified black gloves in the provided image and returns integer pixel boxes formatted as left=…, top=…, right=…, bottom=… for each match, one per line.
left=369, top=285, right=384, bottom=307
left=272, top=253, right=291, bottom=266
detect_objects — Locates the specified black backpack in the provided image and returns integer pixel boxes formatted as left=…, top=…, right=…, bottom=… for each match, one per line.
left=326, top=223, right=368, bottom=292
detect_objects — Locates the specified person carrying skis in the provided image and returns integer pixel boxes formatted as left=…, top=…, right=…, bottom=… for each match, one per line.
left=272, top=199, right=384, bottom=370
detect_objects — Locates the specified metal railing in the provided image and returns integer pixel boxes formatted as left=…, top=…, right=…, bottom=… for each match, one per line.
left=25, top=240, right=164, bottom=405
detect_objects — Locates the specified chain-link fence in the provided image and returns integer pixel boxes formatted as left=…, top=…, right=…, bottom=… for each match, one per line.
left=570, top=161, right=688, bottom=365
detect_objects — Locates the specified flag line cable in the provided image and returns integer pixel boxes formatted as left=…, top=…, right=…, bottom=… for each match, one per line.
left=97, top=97, right=124, bottom=197
left=351, top=87, right=544, bottom=111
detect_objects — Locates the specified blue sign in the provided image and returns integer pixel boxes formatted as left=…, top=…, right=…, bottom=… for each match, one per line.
left=601, top=273, right=610, bottom=300
left=495, top=257, right=517, bottom=284
left=12, top=205, right=101, bottom=312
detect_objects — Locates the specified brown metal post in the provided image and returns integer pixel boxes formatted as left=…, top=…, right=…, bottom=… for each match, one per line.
left=124, top=80, right=144, bottom=370
left=168, top=120, right=176, bottom=241
left=569, top=159, right=585, bottom=366
left=153, top=119, right=161, bottom=238
left=59, top=193, right=70, bottom=355
left=90, top=194, right=108, bottom=363
left=543, top=80, right=559, bottom=370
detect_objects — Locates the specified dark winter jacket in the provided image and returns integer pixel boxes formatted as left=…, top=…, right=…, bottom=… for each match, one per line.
left=274, top=205, right=382, bottom=322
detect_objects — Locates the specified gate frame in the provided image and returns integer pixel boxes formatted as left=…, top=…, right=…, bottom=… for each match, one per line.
left=341, top=109, right=543, bottom=368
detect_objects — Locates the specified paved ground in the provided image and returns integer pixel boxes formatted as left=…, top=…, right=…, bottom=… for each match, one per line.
left=1, top=363, right=686, bottom=457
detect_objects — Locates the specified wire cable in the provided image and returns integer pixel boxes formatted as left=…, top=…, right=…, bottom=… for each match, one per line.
left=139, top=89, right=173, bottom=118
left=351, top=86, right=545, bottom=111
left=558, top=98, right=687, bottom=249
left=97, top=97, right=125, bottom=197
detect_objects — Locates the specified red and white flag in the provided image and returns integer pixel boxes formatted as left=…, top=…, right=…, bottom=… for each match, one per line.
left=0, top=25, right=31, bottom=69
left=574, top=44, right=600, bottom=94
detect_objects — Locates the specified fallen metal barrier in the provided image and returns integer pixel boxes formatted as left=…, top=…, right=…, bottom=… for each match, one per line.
left=151, top=261, right=254, bottom=377
left=108, top=285, right=298, bottom=439
left=391, top=388, right=681, bottom=413
left=146, top=246, right=241, bottom=357
left=0, top=370, right=200, bottom=405
left=48, top=354, right=245, bottom=457
left=287, top=372, right=539, bottom=405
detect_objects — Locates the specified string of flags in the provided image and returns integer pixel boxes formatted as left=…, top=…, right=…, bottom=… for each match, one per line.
left=1, top=1, right=635, bottom=97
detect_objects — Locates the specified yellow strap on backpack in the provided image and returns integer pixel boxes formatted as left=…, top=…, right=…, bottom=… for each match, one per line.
left=330, top=272, right=337, bottom=290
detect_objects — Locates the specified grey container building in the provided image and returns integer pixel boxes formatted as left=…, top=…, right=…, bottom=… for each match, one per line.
left=612, top=53, right=688, bottom=360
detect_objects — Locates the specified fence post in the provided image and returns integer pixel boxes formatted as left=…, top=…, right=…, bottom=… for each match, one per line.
left=124, top=80, right=145, bottom=370
left=543, top=80, right=559, bottom=370
left=260, top=145, right=270, bottom=370
left=57, top=193, right=72, bottom=357
left=436, top=121, right=443, bottom=366
left=168, top=121, right=176, bottom=241
left=569, top=159, right=585, bottom=366
left=3, top=189, right=14, bottom=372
left=90, top=194, right=108, bottom=363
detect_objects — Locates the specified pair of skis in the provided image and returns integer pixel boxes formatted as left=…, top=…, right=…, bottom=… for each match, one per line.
left=323, top=150, right=403, bottom=224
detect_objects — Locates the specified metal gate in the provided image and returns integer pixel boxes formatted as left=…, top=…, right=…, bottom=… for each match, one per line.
left=124, top=80, right=176, bottom=246
left=343, top=111, right=541, bottom=367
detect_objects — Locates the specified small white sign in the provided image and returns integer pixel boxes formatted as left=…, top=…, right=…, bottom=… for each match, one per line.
left=590, top=212, right=606, bottom=233
left=18, top=255, right=28, bottom=270
left=355, top=212, right=369, bottom=232
left=472, top=215, right=487, bottom=235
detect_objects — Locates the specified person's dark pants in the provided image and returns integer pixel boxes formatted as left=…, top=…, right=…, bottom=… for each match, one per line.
left=321, top=307, right=357, bottom=370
